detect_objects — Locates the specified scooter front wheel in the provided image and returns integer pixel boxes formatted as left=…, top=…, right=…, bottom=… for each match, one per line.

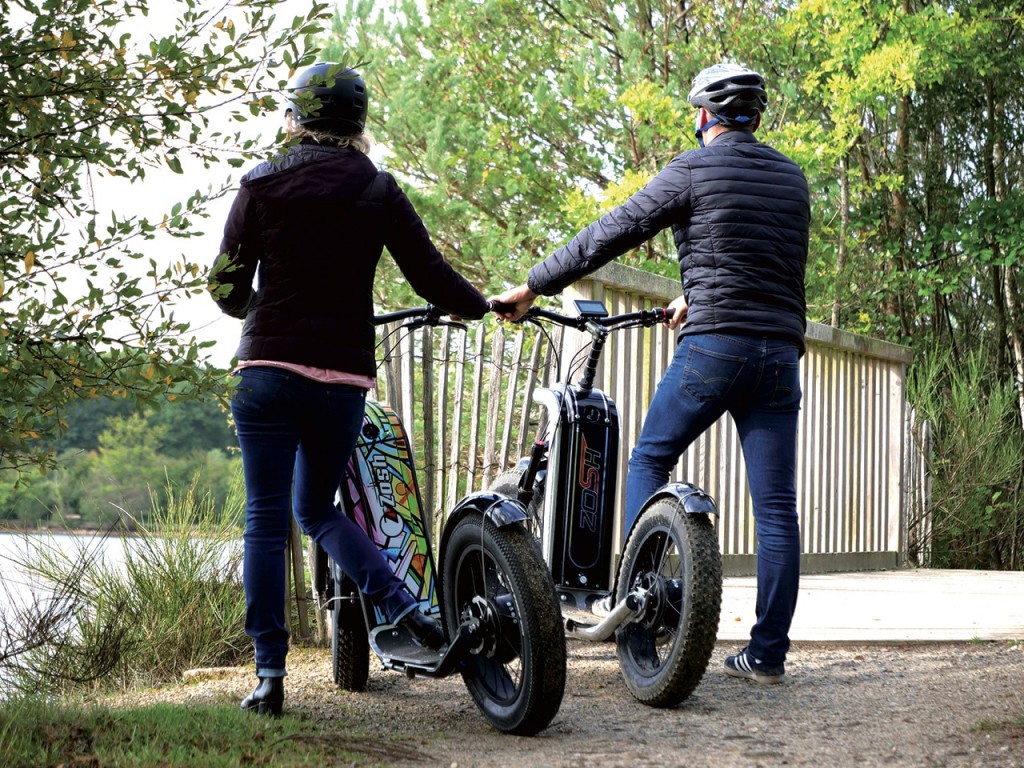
left=615, top=499, right=722, bottom=707
left=441, top=514, right=565, bottom=735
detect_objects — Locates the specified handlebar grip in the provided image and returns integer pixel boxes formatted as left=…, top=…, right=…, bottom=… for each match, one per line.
left=488, top=299, right=518, bottom=315
left=373, top=305, right=440, bottom=326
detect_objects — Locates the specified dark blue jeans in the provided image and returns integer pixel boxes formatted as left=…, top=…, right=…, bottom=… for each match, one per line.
left=624, top=334, right=802, bottom=665
left=231, top=367, right=416, bottom=677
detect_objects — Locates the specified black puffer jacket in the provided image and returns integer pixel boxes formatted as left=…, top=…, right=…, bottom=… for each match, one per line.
left=212, top=143, right=488, bottom=375
left=528, top=131, right=809, bottom=351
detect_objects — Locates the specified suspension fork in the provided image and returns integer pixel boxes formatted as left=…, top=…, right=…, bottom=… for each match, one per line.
left=518, top=438, right=548, bottom=506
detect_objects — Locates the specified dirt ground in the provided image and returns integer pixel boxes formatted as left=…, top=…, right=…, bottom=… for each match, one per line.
left=124, top=638, right=1024, bottom=768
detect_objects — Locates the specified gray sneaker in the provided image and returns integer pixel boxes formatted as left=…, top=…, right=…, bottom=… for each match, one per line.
left=724, top=648, right=786, bottom=684
left=590, top=594, right=614, bottom=618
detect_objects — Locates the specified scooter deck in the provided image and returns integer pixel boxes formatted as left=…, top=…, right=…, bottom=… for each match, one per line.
left=367, top=621, right=479, bottom=679
left=342, top=398, right=440, bottom=626
left=369, top=623, right=442, bottom=666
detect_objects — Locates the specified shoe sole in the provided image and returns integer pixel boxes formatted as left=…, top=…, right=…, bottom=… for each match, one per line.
left=724, top=665, right=786, bottom=685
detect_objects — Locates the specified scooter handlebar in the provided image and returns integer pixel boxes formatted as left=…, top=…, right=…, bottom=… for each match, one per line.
left=520, top=306, right=669, bottom=330
left=374, top=305, right=471, bottom=331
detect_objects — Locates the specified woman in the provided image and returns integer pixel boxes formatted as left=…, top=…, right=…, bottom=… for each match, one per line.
left=210, top=62, right=489, bottom=716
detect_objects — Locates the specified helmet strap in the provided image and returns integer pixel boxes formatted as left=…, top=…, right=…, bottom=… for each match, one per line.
left=694, top=111, right=720, bottom=148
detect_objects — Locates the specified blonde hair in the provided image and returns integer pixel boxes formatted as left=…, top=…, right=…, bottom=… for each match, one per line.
left=285, top=113, right=373, bottom=155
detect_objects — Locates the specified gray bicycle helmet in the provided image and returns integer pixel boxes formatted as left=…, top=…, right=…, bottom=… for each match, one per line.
left=687, top=63, right=767, bottom=125
left=285, top=62, right=367, bottom=134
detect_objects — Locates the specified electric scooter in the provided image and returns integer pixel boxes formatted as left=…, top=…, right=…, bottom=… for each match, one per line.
left=311, top=305, right=566, bottom=735
left=490, top=299, right=722, bottom=707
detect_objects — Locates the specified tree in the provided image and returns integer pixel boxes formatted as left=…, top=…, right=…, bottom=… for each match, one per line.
left=327, top=0, right=783, bottom=305
left=324, top=0, right=1024, bottom=567
left=0, top=0, right=330, bottom=475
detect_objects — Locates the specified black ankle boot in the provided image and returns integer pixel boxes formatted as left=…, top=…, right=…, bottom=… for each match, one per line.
left=398, top=610, right=445, bottom=650
left=240, top=676, right=284, bottom=716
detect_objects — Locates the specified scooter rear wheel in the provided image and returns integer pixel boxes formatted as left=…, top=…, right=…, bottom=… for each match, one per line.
left=330, top=565, right=370, bottom=691
left=441, top=514, right=565, bottom=735
left=615, top=499, right=722, bottom=707
left=489, top=469, right=544, bottom=540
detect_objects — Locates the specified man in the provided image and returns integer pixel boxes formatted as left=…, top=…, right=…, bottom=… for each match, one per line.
left=492, top=63, right=810, bottom=684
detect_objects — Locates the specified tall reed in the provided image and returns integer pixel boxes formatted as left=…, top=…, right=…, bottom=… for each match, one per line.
left=2, top=471, right=249, bottom=694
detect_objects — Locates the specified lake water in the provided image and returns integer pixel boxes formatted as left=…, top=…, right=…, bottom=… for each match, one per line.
left=0, top=531, right=129, bottom=614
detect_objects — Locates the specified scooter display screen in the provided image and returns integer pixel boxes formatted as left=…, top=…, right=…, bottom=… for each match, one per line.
left=573, top=299, right=609, bottom=319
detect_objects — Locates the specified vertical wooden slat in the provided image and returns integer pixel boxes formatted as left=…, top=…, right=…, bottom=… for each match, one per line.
left=421, top=327, right=435, bottom=539
left=435, top=326, right=451, bottom=528
left=446, top=330, right=468, bottom=512
left=868, top=358, right=876, bottom=548
left=835, top=349, right=849, bottom=552
left=482, top=329, right=505, bottom=486
left=286, top=517, right=309, bottom=639
left=466, top=325, right=487, bottom=493
left=887, top=359, right=903, bottom=552
left=381, top=325, right=401, bottom=413
left=399, top=331, right=415, bottom=455
left=618, top=292, right=642, bottom=545
left=515, top=332, right=545, bottom=460
left=797, top=352, right=812, bottom=555
left=810, top=346, right=823, bottom=554
left=498, top=331, right=525, bottom=471
left=823, top=348, right=831, bottom=552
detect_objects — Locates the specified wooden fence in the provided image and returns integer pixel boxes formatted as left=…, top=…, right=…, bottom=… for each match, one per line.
left=376, top=262, right=920, bottom=578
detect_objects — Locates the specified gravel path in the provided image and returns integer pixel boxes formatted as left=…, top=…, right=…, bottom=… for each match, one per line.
left=112, top=639, right=1023, bottom=767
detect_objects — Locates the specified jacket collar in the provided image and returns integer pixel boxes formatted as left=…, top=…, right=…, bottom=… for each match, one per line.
left=706, top=130, right=759, bottom=147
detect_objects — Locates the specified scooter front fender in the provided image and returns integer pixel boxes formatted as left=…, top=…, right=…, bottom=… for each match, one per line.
left=640, top=482, right=719, bottom=518
left=438, top=491, right=529, bottom=565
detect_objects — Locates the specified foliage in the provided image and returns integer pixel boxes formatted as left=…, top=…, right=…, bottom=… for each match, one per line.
left=0, top=0, right=331, bottom=475
left=908, top=345, right=1024, bottom=570
left=2, top=472, right=248, bottom=695
left=325, top=0, right=767, bottom=303
left=0, top=390, right=239, bottom=529
left=325, top=0, right=1024, bottom=569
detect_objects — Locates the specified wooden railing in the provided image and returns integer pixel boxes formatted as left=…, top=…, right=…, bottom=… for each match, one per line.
left=377, top=262, right=919, bottom=577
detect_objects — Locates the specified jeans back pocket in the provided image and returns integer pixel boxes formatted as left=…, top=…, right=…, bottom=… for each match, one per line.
left=682, top=344, right=747, bottom=403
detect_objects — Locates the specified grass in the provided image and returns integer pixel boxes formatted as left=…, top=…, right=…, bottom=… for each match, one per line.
left=2, top=472, right=250, bottom=695
left=0, top=471, right=419, bottom=766
left=0, top=695, right=427, bottom=767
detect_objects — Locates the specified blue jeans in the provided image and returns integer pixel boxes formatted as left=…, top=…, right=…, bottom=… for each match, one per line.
left=624, top=334, right=802, bottom=665
left=230, top=367, right=416, bottom=677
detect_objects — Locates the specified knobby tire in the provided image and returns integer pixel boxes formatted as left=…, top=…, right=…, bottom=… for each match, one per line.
left=441, top=515, right=566, bottom=735
left=615, top=500, right=722, bottom=707
left=330, top=567, right=370, bottom=691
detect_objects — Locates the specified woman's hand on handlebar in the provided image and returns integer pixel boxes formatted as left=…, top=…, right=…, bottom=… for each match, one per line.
left=489, top=283, right=538, bottom=322
left=666, top=294, right=688, bottom=330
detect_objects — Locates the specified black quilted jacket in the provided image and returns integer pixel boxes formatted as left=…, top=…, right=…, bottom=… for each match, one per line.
left=528, top=131, right=810, bottom=351
left=212, top=143, right=488, bottom=375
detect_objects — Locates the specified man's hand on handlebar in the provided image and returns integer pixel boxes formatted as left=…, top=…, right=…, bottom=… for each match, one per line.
left=666, top=294, right=688, bottom=330
left=490, top=284, right=538, bottom=322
